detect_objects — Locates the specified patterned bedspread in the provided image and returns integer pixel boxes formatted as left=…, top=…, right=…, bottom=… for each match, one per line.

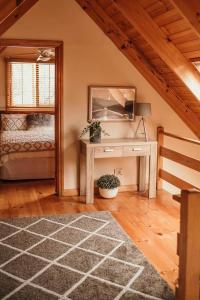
left=0, top=129, right=55, bottom=158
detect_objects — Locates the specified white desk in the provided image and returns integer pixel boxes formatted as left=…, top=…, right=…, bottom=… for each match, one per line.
left=80, top=139, right=157, bottom=204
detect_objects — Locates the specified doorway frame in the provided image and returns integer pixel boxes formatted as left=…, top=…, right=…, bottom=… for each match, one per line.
left=0, top=38, right=64, bottom=195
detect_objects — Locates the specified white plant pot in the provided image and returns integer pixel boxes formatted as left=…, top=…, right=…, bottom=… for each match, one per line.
left=99, top=187, right=119, bottom=199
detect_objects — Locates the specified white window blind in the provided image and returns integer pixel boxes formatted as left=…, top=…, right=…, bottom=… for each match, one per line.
left=38, top=63, right=55, bottom=106
left=7, top=62, right=55, bottom=108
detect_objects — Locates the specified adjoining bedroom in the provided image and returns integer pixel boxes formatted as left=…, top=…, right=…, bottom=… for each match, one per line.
left=0, top=44, right=57, bottom=198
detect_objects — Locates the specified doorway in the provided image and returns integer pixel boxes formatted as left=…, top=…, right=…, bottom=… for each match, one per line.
left=0, top=39, right=63, bottom=196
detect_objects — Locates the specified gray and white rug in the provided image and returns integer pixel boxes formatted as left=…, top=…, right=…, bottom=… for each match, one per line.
left=0, top=211, right=175, bottom=300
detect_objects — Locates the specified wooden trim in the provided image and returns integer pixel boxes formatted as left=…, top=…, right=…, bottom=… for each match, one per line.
left=160, top=146, right=200, bottom=172
left=62, top=189, right=79, bottom=197
left=114, top=0, right=200, bottom=101
left=162, top=131, right=200, bottom=145
left=0, top=39, right=62, bottom=48
left=0, top=39, right=63, bottom=196
left=157, top=126, right=164, bottom=189
left=118, top=184, right=139, bottom=192
left=171, top=0, right=200, bottom=40
left=75, top=0, right=200, bottom=138
left=177, top=190, right=200, bottom=300
left=0, top=109, right=55, bottom=114
left=55, top=43, right=63, bottom=196
left=0, top=0, right=39, bottom=36
left=159, top=169, right=199, bottom=190
left=62, top=184, right=141, bottom=197
left=95, top=184, right=141, bottom=194
left=5, top=58, right=55, bottom=63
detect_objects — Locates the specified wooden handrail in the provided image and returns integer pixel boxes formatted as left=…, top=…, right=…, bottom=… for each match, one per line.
left=160, top=147, right=200, bottom=172
left=159, top=169, right=200, bottom=191
left=157, top=127, right=200, bottom=191
left=163, top=131, right=200, bottom=146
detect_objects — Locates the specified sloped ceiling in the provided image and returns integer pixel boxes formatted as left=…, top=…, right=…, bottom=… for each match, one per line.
left=75, top=0, right=200, bottom=138
left=0, top=0, right=200, bottom=138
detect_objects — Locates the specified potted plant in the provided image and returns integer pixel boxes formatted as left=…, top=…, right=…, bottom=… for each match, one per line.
left=97, top=174, right=120, bottom=198
left=80, top=121, right=109, bottom=143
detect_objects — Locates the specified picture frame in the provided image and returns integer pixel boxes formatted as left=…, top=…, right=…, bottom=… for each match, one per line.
left=88, top=85, right=136, bottom=122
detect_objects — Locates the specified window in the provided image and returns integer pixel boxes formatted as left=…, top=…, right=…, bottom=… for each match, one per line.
left=7, top=61, right=55, bottom=108
left=192, top=60, right=200, bottom=72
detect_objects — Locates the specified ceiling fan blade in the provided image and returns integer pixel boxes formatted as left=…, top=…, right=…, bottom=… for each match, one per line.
left=11, top=52, right=37, bottom=56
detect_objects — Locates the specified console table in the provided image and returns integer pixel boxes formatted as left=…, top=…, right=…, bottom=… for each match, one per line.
left=80, top=139, right=157, bottom=204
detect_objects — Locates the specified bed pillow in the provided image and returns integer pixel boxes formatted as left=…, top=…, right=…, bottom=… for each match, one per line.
left=27, top=113, right=54, bottom=130
left=1, top=114, right=27, bottom=131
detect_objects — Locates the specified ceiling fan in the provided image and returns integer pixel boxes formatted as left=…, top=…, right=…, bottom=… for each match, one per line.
left=5, top=48, right=55, bottom=62
left=37, top=49, right=55, bottom=61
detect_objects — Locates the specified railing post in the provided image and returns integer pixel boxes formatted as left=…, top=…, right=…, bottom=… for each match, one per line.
left=177, top=190, right=200, bottom=300
left=157, top=126, right=164, bottom=190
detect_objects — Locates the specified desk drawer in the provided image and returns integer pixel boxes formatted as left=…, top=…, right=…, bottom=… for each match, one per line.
left=94, top=146, right=122, bottom=158
left=123, top=145, right=150, bottom=156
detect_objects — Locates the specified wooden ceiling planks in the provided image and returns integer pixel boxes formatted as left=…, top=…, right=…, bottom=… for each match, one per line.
left=153, top=8, right=181, bottom=27
left=142, top=0, right=173, bottom=18
left=75, top=0, right=200, bottom=138
left=171, top=0, right=200, bottom=39
left=114, top=0, right=200, bottom=102
left=147, top=1, right=200, bottom=59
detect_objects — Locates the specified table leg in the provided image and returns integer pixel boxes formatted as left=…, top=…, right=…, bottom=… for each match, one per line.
left=149, top=143, right=157, bottom=198
left=139, top=156, right=146, bottom=192
left=86, top=147, right=94, bottom=204
left=80, top=154, right=86, bottom=196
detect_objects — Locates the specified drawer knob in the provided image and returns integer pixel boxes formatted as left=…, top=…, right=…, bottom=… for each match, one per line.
left=132, top=147, right=142, bottom=151
left=104, top=148, right=114, bottom=152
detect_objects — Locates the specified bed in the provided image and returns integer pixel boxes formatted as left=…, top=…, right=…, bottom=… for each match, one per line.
left=0, top=113, right=55, bottom=180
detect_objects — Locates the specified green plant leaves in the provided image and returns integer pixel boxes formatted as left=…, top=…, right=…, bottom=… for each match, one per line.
left=97, top=174, right=120, bottom=189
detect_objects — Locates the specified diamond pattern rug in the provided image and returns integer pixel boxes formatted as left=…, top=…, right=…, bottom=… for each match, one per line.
left=0, top=211, right=175, bottom=300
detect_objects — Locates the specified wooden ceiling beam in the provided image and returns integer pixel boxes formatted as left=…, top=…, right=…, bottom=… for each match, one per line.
left=171, top=0, right=200, bottom=39
left=113, top=0, right=200, bottom=102
left=75, top=0, right=200, bottom=138
left=0, top=0, right=38, bottom=36
left=0, top=0, right=17, bottom=22
left=0, top=46, right=6, bottom=53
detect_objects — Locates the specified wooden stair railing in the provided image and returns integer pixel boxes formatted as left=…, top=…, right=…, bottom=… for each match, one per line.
left=157, top=126, right=200, bottom=191
left=175, top=189, right=200, bottom=300
left=157, top=127, right=200, bottom=299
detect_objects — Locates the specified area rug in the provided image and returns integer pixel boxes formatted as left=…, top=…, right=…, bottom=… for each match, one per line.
left=0, top=211, right=175, bottom=300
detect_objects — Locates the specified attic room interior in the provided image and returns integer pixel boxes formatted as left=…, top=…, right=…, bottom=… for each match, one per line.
left=0, top=0, right=199, bottom=299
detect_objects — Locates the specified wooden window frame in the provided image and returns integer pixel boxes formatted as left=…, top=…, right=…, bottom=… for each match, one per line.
left=6, top=59, right=56, bottom=111
left=0, top=38, right=63, bottom=196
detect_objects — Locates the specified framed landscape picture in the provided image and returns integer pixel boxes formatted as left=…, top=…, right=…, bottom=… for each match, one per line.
left=88, top=86, right=136, bottom=122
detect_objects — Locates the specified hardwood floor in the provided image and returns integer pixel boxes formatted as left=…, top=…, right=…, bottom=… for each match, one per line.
left=0, top=180, right=180, bottom=290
